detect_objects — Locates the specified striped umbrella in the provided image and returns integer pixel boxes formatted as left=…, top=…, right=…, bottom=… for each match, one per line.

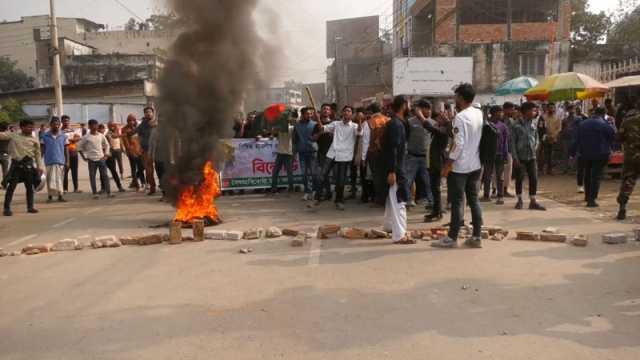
left=495, top=76, right=538, bottom=96
left=525, top=72, right=609, bottom=102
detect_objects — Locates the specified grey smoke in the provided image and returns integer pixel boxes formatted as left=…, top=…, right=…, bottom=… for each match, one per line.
left=158, top=0, right=278, bottom=204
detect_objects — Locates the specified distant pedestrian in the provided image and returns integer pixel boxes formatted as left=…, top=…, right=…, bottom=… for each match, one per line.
left=42, top=117, right=68, bottom=203
left=137, top=107, right=157, bottom=195
left=270, top=112, right=296, bottom=195
left=571, top=107, right=615, bottom=208
left=538, top=103, right=561, bottom=175
left=383, top=95, right=410, bottom=244
left=481, top=105, right=509, bottom=205
left=99, top=124, right=125, bottom=193
left=107, top=121, right=124, bottom=177
left=0, top=121, right=10, bottom=188
left=616, top=101, right=640, bottom=220
left=0, top=119, right=44, bottom=216
left=78, top=119, right=113, bottom=199
left=121, top=114, right=145, bottom=190
left=293, top=107, right=317, bottom=201
left=61, top=115, right=81, bottom=193
left=431, top=83, right=484, bottom=249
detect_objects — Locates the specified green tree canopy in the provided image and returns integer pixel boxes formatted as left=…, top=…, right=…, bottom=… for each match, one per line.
left=0, top=57, right=34, bottom=92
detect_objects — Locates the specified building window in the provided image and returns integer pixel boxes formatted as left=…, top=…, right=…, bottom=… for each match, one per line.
left=512, top=0, right=558, bottom=23
left=459, top=0, right=507, bottom=25
left=519, top=53, right=546, bottom=76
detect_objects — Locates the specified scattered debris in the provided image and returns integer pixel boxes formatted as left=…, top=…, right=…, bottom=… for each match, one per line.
left=205, top=230, right=227, bottom=240
left=490, top=233, right=505, bottom=241
left=51, top=239, right=79, bottom=252
left=602, top=233, right=628, bottom=245
left=10, top=251, right=21, bottom=256
left=571, top=235, right=588, bottom=247
left=542, top=227, right=559, bottom=234
left=266, top=227, right=283, bottom=238
left=461, top=285, right=470, bottom=290
left=22, top=244, right=52, bottom=254
left=515, top=232, right=539, bottom=241
left=0, top=248, right=7, bottom=257
left=169, top=221, right=183, bottom=245
left=243, top=228, right=264, bottom=240
left=409, top=230, right=424, bottom=240
left=74, top=242, right=85, bottom=251
left=24, top=249, right=41, bottom=256
left=318, top=224, right=341, bottom=239
left=539, top=233, right=568, bottom=243
left=224, top=231, right=244, bottom=241
left=481, top=231, right=490, bottom=240
left=340, top=227, right=367, bottom=239
left=239, top=248, right=254, bottom=254
left=367, top=229, right=391, bottom=239
left=282, top=229, right=300, bottom=237
left=91, top=236, right=122, bottom=249
left=192, top=219, right=205, bottom=242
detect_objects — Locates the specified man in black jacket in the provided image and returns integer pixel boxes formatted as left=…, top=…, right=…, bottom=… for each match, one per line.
left=382, top=95, right=410, bottom=244
left=424, top=111, right=451, bottom=222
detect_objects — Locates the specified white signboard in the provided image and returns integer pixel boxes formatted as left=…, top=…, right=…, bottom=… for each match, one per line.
left=393, top=57, right=473, bottom=97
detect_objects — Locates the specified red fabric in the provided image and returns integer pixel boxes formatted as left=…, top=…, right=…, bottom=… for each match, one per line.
left=264, top=104, right=286, bottom=123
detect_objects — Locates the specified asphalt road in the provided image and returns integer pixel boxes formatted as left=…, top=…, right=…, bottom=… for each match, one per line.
left=0, top=167, right=639, bottom=360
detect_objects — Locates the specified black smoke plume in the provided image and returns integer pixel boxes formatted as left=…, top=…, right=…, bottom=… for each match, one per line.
left=157, top=0, right=277, bottom=204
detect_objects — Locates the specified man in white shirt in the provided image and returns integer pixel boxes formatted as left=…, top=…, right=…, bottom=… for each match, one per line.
left=77, top=119, right=113, bottom=199
left=432, top=83, right=484, bottom=249
left=311, top=106, right=359, bottom=210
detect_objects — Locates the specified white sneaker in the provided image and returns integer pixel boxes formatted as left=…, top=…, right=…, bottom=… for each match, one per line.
left=577, top=186, right=585, bottom=194
left=302, top=194, right=311, bottom=201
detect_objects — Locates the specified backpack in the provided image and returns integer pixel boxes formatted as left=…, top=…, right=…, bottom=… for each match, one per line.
left=479, top=120, right=499, bottom=164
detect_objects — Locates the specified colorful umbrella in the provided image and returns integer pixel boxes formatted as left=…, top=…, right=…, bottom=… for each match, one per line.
left=495, top=76, right=538, bottom=96
left=524, top=72, right=609, bottom=102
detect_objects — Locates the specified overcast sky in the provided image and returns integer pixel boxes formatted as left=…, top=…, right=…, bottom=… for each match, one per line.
left=0, top=0, right=621, bottom=85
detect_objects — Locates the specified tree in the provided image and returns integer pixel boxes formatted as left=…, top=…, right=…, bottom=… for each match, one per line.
left=608, top=3, right=640, bottom=57
left=124, top=17, right=138, bottom=31
left=0, top=99, right=26, bottom=123
left=570, top=0, right=612, bottom=62
left=145, top=13, right=179, bottom=31
left=0, top=56, right=34, bottom=92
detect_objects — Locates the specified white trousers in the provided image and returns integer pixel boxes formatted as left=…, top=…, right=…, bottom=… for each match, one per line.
left=383, top=184, right=407, bottom=241
left=46, top=164, right=64, bottom=196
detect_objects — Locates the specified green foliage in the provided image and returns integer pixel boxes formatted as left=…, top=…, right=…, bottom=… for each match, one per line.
left=608, top=4, right=640, bottom=57
left=570, top=0, right=612, bottom=61
left=0, top=56, right=34, bottom=92
left=0, top=98, right=26, bottom=123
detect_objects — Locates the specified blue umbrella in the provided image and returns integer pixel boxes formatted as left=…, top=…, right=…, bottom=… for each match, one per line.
left=496, top=76, right=539, bottom=96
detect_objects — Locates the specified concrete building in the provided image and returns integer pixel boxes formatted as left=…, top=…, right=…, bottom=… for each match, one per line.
left=393, top=0, right=572, bottom=101
left=63, top=54, right=163, bottom=86
left=0, top=79, right=157, bottom=124
left=0, top=15, right=175, bottom=88
left=0, top=15, right=102, bottom=86
left=326, top=16, right=393, bottom=107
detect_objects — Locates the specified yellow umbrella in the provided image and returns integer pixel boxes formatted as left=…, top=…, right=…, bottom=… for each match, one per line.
left=524, top=72, right=608, bottom=102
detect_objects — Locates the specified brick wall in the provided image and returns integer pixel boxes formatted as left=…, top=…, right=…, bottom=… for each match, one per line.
left=512, top=23, right=558, bottom=42
left=459, top=25, right=507, bottom=43
left=435, top=0, right=456, bottom=44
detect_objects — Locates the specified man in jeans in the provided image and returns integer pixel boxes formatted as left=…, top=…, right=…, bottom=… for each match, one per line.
left=311, top=106, right=360, bottom=211
left=432, top=83, right=484, bottom=249
left=481, top=105, right=509, bottom=205
left=78, top=119, right=113, bottom=199
left=293, top=107, right=317, bottom=201
left=405, top=99, right=433, bottom=207
left=571, top=107, right=615, bottom=208
left=136, top=107, right=157, bottom=195
left=511, top=102, right=547, bottom=211
left=312, top=104, right=335, bottom=201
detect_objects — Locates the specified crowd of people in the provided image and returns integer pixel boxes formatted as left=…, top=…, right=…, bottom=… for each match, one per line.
left=232, top=83, right=640, bottom=247
left=0, top=106, right=164, bottom=216
left=1, top=84, right=639, bottom=248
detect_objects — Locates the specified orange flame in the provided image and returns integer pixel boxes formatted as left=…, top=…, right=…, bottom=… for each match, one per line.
left=175, top=161, right=221, bottom=224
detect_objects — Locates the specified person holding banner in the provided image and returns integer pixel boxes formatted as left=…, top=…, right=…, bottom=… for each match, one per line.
left=311, top=106, right=360, bottom=211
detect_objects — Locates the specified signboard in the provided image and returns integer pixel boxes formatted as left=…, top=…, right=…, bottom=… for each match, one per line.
left=393, top=57, right=473, bottom=97
left=220, top=139, right=303, bottom=190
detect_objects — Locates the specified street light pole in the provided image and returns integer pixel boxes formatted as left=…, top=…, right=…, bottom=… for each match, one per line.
left=50, top=0, right=64, bottom=116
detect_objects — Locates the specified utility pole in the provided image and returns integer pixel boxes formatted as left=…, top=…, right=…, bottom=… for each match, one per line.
left=50, top=0, right=64, bottom=116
